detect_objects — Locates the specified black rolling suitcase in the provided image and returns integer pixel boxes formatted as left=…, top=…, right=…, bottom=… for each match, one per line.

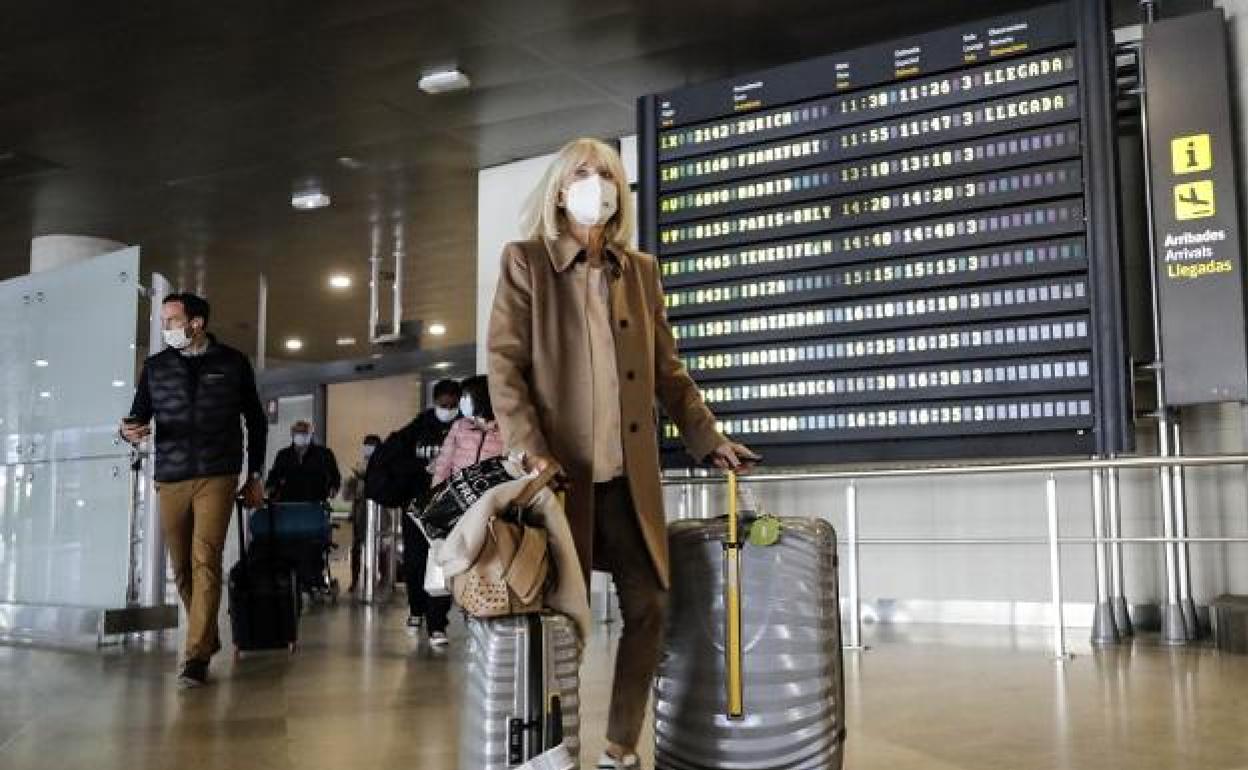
left=228, top=500, right=300, bottom=656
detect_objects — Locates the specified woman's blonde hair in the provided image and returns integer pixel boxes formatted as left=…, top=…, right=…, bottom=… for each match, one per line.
left=521, top=138, right=635, bottom=249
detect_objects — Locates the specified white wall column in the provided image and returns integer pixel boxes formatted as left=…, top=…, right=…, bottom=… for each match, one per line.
left=30, top=235, right=129, bottom=273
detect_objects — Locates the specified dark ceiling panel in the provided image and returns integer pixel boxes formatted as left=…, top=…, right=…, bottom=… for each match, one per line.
left=0, top=0, right=1146, bottom=363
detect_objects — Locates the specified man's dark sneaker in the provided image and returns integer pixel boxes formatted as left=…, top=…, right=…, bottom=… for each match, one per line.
left=177, top=659, right=209, bottom=689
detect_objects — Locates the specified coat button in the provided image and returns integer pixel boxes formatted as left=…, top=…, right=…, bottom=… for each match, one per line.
left=619, top=319, right=629, bottom=329
left=626, top=370, right=635, bottom=381
left=629, top=422, right=639, bottom=433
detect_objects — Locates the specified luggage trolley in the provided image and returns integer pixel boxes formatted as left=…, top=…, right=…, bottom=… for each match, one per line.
left=248, top=501, right=341, bottom=605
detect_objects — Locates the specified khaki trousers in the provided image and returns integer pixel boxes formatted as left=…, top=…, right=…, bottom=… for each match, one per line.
left=157, top=475, right=236, bottom=662
left=592, top=477, right=668, bottom=751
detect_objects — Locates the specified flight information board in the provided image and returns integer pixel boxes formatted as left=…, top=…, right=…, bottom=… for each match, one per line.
left=638, top=1, right=1130, bottom=464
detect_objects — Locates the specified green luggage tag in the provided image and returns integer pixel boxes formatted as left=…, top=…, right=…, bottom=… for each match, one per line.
left=748, top=513, right=782, bottom=547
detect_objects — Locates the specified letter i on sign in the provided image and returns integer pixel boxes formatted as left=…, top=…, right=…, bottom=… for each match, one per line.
left=1171, top=133, right=1212, bottom=174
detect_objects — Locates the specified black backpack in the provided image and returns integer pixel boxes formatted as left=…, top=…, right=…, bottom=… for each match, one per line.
left=364, top=427, right=427, bottom=508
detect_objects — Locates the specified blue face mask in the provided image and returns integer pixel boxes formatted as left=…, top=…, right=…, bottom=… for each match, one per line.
left=293, top=433, right=311, bottom=448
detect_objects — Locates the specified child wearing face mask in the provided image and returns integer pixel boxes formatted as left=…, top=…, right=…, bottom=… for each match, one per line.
left=431, top=375, right=505, bottom=486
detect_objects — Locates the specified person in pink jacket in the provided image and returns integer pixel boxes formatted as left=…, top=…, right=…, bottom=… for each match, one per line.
left=432, top=375, right=506, bottom=486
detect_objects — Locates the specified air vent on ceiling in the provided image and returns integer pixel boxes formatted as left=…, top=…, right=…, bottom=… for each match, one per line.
left=0, top=151, right=64, bottom=181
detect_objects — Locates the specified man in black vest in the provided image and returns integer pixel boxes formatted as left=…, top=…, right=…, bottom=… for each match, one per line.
left=121, top=292, right=266, bottom=689
left=266, top=420, right=341, bottom=503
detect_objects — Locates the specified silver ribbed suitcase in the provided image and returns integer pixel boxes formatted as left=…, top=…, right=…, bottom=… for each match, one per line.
left=655, top=487, right=845, bottom=770
left=460, top=613, right=582, bottom=770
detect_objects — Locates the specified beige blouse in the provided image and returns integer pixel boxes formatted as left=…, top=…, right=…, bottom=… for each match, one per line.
left=578, top=261, right=626, bottom=482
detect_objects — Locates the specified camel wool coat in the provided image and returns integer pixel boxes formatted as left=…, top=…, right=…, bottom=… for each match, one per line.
left=487, top=233, right=724, bottom=590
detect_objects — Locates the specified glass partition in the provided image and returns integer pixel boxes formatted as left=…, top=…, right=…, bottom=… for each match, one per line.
left=0, top=248, right=140, bottom=610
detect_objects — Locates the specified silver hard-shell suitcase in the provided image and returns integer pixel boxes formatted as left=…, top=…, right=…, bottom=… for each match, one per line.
left=654, top=475, right=845, bottom=770
left=460, top=613, right=582, bottom=770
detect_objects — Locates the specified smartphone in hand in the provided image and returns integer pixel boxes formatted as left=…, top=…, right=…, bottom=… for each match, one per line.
left=120, top=416, right=149, bottom=444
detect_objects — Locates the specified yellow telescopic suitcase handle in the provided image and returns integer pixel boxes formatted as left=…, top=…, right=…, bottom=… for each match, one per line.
left=725, top=470, right=744, bottom=719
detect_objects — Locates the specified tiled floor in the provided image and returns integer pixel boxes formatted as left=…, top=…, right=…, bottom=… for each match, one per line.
left=1, top=602, right=1247, bottom=770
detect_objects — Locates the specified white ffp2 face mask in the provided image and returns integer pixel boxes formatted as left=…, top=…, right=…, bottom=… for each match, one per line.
left=435, top=406, right=459, bottom=424
left=563, top=173, right=618, bottom=227
left=163, top=326, right=191, bottom=350
left=459, top=396, right=475, bottom=420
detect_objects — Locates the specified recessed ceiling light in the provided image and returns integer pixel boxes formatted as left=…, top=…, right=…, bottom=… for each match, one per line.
left=434, top=361, right=452, bottom=369
left=111, top=380, right=126, bottom=388
left=427, top=322, right=447, bottom=336
left=33, top=359, right=49, bottom=367
left=285, top=338, right=304, bottom=351
left=337, top=156, right=364, bottom=170
left=329, top=274, right=352, bottom=289
left=76, top=500, right=86, bottom=508
left=39, top=391, right=51, bottom=399
left=291, top=191, right=330, bottom=210
left=336, top=336, right=356, bottom=346
left=418, top=69, right=471, bottom=94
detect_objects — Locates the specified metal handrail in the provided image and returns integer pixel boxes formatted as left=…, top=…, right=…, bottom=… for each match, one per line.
left=661, top=452, right=1248, bottom=660
left=2, top=447, right=151, bottom=467
left=836, top=537, right=1248, bottom=545
left=661, top=453, right=1248, bottom=483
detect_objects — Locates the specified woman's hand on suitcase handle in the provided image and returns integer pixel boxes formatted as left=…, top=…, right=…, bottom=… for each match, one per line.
left=708, top=441, right=761, bottom=473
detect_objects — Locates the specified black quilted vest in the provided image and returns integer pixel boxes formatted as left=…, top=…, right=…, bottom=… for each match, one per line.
left=144, top=342, right=256, bottom=482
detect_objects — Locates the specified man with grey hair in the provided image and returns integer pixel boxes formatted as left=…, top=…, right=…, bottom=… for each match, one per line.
left=266, top=420, right=341, bottom=504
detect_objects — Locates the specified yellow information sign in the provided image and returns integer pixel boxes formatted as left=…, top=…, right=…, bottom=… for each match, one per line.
left=1174, top=180, right=1216, bottom=220
left=1171, top=133, right=1212, bottom=174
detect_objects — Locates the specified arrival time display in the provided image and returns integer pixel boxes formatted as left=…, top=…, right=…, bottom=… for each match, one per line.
left=638, top=0, right=1129, bottom=464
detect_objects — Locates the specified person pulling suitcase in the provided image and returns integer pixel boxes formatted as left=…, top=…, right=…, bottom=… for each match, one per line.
left=120, top=292, right=266, bottom=689
left=486, top=138, right=758, bottom=768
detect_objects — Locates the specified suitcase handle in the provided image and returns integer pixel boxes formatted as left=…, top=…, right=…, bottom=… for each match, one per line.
left=236, top=496, right=278, bottom=560
left=236, top=498, right=248, bottom=560
left=514, top=462, right=562, bottom=509
left=725, top=470, right=745, bottom=720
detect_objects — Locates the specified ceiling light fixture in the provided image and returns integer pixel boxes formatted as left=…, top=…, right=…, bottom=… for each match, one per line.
left=285, top=338, right=304, bottom=351
left=111, top=380, right=126, bottom=388
left=33, top=359, right=48, bottom=367
left=291, top=191, right=331, bottom=210
left=418, top=69, right=472, bottom=94
left=336, top=336, right=356, bottom=346
left=434, top=361, right=453, bottom=370
left=39, top=391, right=51, bottom=399
left=427, top=322, right=447, bottom=336
left=329, top=274, right=352, bottom=289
